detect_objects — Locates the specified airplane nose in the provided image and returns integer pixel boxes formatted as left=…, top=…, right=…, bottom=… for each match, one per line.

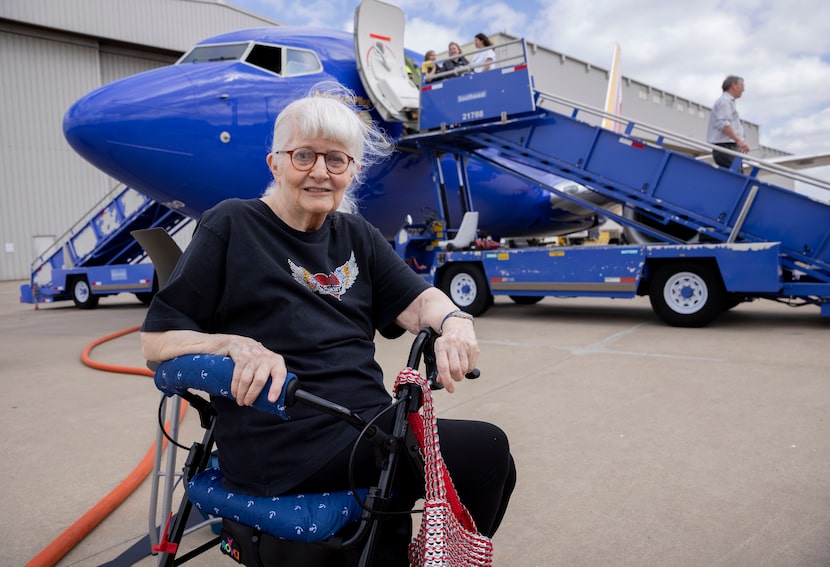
left=63, top=66, right=198, bottom=206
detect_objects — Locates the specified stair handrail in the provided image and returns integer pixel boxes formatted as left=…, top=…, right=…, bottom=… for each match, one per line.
left=29, top=183, right=147, bottom=272
left=533, top=89, right=830, bottom=196
left=429, top=38, right=527, bottom=83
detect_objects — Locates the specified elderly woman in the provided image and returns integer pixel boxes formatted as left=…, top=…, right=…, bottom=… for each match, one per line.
left=140, top=82, right=515, bottom=566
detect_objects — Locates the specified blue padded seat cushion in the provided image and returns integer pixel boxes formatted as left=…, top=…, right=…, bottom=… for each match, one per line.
left=188, top=468, right=367, bottom=542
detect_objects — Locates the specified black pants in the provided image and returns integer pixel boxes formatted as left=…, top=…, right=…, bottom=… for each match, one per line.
left=712, top=142, right=739, bottom=168
left=223, top=416, right=516, bottom=567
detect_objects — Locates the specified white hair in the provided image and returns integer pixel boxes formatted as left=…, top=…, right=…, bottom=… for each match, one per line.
left=264, top=81, right=394, bottom=213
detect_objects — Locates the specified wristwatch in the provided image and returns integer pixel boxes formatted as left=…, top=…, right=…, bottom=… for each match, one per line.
left=439, top=309, right=474, bottom=334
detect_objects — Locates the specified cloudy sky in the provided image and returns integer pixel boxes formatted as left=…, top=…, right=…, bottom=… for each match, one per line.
left=229, top=0, right=830, bottom=161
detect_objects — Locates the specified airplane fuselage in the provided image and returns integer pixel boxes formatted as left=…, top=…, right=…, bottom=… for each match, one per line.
left=63, top=27, right=600, bottom=240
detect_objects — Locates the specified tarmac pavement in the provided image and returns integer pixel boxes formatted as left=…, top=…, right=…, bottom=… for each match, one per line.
left=3, top=279, right=829, bottom=567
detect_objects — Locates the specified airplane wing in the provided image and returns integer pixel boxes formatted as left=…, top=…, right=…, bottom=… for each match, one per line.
left=695, top=149, right=830, bottom=173
left=600, top=44, right=622, bottom=133
left=765, top=152, right=830, bottom=170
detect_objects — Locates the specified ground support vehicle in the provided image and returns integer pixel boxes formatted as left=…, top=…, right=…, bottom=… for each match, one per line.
left=398, top=233, right=783, bottom=327
left=396, top=39, right=830, bottom=327
left=19, top=185, right=189, bottom=309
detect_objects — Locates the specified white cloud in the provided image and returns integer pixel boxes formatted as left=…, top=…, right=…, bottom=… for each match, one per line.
left=771, top=107, right=830, bottom=155
left=404, top=17, right=461, bottom=56
left=523, top=0, right=830, bottom=158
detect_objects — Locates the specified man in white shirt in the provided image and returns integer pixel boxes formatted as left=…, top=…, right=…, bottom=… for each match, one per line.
left=706, top=75, right=750, bottom=168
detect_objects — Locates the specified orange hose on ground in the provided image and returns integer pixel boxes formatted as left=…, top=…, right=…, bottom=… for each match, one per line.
left=25, top=325, right=187, bottom=567
left=81, top=324, right=153, bottom=377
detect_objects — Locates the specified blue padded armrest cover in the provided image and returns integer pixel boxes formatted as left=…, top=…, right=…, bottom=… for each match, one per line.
left=154, top=354, right=295, bottom=420
left=188, top=468, right=367, bottom=542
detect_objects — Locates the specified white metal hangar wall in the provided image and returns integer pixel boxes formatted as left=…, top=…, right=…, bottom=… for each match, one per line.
left=0, top=0, right=280, bottom=281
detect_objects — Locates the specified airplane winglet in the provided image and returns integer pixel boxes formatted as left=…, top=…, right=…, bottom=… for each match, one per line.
left=601, top=43, right=622, bottom=133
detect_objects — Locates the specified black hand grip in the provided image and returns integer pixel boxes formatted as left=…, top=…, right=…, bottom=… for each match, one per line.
left=430, top=367, right=481, bottom=390
left=284, top=377, right=300, bottom=407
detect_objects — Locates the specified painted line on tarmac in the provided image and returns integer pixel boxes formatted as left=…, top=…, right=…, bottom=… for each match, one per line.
left=479, top=323, right=725, bottom=362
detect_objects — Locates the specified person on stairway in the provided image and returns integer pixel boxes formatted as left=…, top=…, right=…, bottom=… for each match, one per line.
left=706, top=75, right=750, bottom=168
left=470, top=33, right=496, bottom=73
left=443, top=41, right=470, bottom=76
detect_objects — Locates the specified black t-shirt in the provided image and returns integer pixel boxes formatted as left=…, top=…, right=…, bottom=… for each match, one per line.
left=142, top=198, right=429, bottom=496
left=443, top=55, right=469, bottom=72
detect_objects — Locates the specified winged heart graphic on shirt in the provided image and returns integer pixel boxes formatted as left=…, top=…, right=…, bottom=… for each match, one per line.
left=288, top=252, right=359, bottom=300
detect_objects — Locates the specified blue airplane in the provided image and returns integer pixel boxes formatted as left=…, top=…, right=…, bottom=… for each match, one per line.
left=62, top=9, right=604, bottom=242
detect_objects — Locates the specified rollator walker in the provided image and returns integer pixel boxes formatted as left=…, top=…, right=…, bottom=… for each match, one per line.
left=148, top=326, right=472, bottom=566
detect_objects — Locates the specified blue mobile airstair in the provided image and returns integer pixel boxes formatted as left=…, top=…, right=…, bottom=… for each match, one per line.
left=20, top=185, right=189, bottom=308
left=396, top=38, right=830, bottom=326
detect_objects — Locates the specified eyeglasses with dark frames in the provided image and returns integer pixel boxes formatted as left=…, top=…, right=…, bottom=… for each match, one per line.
left=277, top=148, right=354, bottom=175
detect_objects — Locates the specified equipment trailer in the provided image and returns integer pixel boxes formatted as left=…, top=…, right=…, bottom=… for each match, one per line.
left=394, top=39, right=830, bottom=327
left=19, top=185, right=189, bottom=309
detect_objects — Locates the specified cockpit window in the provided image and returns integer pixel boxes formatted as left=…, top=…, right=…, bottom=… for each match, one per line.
left=179, top=43, right=248, bottom=64
left=246, top=44, right=282, bottom=74
left=283, top=48, right=322, bottom=76
left=178, top=42, right=322, bottom=77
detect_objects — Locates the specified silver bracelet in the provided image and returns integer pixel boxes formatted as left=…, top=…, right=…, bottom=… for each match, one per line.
left=439, top=310, right=474, bottom=334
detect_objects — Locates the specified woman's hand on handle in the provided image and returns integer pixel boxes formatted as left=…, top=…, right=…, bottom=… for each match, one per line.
left=142, top=329, right=288, bottom=405
left=226, top=338, right=288, bottom=405
left=433, top=318, right=479, bottom=393
left=395, top=287, right=481, bottom=394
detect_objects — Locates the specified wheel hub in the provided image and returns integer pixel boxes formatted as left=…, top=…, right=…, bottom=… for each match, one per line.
left=664, top=272, right=708, bottom=314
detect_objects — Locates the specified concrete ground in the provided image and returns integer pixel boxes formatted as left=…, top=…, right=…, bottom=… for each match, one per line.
left=3, top=279, right=829, bottom=567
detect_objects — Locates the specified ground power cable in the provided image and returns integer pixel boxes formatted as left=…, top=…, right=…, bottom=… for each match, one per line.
left=25, top=325, right=188, bottom=567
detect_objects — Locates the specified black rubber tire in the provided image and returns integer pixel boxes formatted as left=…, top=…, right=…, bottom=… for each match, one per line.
left=439, top=264, right=492, bottom=316
left=648, top=263, right=725, bottom=327
left=71, top=277, right=100, bottom=309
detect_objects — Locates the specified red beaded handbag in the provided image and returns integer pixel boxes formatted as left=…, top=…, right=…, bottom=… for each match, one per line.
left=394, top=368, right=494, bottom=567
